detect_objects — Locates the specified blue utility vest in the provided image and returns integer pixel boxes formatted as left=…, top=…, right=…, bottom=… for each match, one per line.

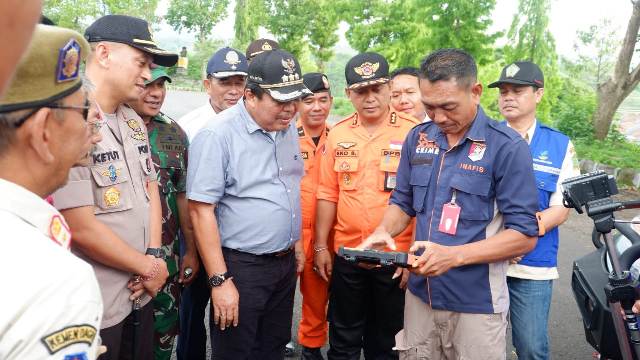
left=519, top=121, right=569, bottom=267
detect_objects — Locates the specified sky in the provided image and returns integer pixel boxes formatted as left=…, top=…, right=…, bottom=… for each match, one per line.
left=153, top=0, right=632, bottom=59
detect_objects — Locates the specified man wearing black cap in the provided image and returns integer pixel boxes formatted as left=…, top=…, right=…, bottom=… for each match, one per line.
left=187, top=49, right=308, bottom=359
left=51, top=14, right=178, bottom=360
left=245, top=38, right=280, bottom=63
left=490, top=61, right=579, bottom=360
left=178, top=46, right=248, bottom=141
left=314, top=52, right=419, bottom=359
left=176, top=46, right=248, bottom=360
left=296, top=72, right=333, bottom=360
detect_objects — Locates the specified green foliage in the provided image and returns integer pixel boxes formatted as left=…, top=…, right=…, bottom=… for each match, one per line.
left=479, top=60, right=503, bottom=120
left=574, top=139, right=640, bottom=170
left=166, top=0, right=230, bottom=42
left=101, top=0, right=160, bottom=23
left=262, top=0, right=312, bottom=59
left=554, top=76, right=597, bottom=140
left=232, top=0, right=265, bottom=50
left=573, top=18, right=619, bottom=87
left=44, top=0, right=159, bottom=31
left=185, top=38, right=224, bottom=80
left=306, top=0, right=341, bottom=71
left=332, top=98, right=355, bottom=117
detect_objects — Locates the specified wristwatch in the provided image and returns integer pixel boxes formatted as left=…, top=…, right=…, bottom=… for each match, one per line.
left=209, top=272, right=231, bottom=287
left=145, top=248, right=166, bottom=259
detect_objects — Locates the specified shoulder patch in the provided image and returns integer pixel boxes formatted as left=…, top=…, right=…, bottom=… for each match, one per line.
left=297, top=126, right=305, bottom=137
left=333, top=113, right=358, bottom=128
left=41, top=324, right=97, bottom=354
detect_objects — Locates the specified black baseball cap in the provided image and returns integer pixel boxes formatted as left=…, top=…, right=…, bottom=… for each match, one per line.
left=206, top=47, right=248, bottom=78
left=345, top=52, right=390, bottom=89
left=248, top=49, right=311, bottom=102
left=488, top=61, right=544, bottom=88
left=302, top=73, right=330, bottom=94
left=85, top=15, right=178, bottom=67
left=245, top=38, right=279, bottom=61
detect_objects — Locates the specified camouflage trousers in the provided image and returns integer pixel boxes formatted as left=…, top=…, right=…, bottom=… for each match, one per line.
left=153, top=271, right=180, bottom=360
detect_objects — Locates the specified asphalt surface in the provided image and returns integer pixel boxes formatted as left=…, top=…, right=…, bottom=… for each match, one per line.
left=164, top=90, right=640, bottom=359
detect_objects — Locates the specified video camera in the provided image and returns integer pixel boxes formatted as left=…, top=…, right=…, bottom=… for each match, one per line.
left=562, top=171, right=618, bottom=214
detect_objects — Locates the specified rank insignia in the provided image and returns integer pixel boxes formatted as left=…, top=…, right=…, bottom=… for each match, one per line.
left=339, top=161, right=351, bottom=171
left=468, top=142, right=486, bottom=162
left=301, top=151, right=309, bottom=159
left=49, top=215, right=71, bottom=249
left=337, top=142, right=357, bottom=149
left=104, top=187, right=121, bottom=208
left=281, top=58, right=299, bottom=82
left=262, top=41, right=273, bottom=51
left=127, top=119, right=146, bottom=141
left=343, top=173, right=351, bottom=185
left=354, top=62, right=379, bottom=79
left=56, top=39, right=81, bottom=83
left=506, top=63, right=520, bottom=78
left=224, top=50, right=241, bottom=70
left=101, top=164, right=121, bottom=183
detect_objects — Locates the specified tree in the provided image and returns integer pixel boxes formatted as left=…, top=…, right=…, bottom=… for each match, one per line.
left=233, top=0, right=265, bottom=51
left=503, top=0, right=559, bottom=124
left=574, top=19, right=619, bottom=87
left=101, top=0, right=160, bottom=23
left=306, top=0, right=341, bottom=71
left=262, top=0, right=312, bottom=59
left=166, top=0, right=230, bottom=43
left=44, top=0, right=160, bottom=31
left=593, top=0, right=640, bottom=139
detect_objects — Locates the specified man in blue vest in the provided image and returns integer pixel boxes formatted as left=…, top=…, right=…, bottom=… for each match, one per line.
left=489, top=61, right=579, bottom=360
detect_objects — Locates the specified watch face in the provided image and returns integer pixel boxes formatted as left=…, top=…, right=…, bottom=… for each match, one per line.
left=210, top=276, right=224, bottom=287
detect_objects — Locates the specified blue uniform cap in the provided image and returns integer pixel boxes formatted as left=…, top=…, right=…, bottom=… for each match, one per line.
left=206, top=47, right=249, bottom=78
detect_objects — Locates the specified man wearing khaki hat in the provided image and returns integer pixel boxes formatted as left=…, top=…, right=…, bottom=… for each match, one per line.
left=0, top=24, right=103, bottom=360
left=52, top=14, right=178, bottom=360
left=129, top=67, right=197, bottom=360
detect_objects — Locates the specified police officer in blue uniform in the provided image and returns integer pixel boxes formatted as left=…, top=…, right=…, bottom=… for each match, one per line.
left=490, top=61, right=580, bottom=360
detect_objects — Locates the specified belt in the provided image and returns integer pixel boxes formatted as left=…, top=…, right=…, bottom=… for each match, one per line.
left=223, top=247, right=293, bottom=258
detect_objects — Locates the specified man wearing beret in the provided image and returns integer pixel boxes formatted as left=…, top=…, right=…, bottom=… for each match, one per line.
left=176, top=45, right=248, bottom=360
left=129, top=67, right=198, bottom=360
left=187, top=49, right=308, bottom=359
left=178, top=47, right=248, bottom=141
left=0, top=24, right=103, bottom=359
left=296, top=72, right=333, bottom=360
left=314, top=52, right=419, bottom=359
left=51, top=15, right=178, bottom=360
left=490, top=61, right=579, bottom=360
left=362, top=49, right=539, bottom=359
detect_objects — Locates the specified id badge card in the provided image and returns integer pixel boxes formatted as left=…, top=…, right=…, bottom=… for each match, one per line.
left=438, top=191, right=461, bottom=235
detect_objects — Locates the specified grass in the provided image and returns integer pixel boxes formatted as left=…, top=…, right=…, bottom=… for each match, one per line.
left=574, top=138, right=640, bottom=170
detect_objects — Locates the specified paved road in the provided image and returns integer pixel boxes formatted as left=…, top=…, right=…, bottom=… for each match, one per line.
left=164, top=90, right=640, bottom=359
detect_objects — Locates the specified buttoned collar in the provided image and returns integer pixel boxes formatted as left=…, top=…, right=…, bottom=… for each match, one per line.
left=239, top=98, right=291, bottom=136
left=0, top=178, right=72, bottom=249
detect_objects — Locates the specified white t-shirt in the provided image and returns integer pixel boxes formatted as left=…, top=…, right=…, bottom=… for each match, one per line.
left=177, top=101, right=218, bottom=141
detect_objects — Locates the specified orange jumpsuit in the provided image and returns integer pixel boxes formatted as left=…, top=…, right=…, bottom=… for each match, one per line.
left=297, top=119, right=331, bottom=348
left=317, top=109, right=418, bottom=253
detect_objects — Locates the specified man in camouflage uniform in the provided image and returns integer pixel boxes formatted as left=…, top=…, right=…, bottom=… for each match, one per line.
left=129, top=67, right=198, bottom=360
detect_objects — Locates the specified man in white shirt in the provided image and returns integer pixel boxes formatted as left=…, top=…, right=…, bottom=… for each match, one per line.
left=0, top=24, right=103, bottom=360
left=490, top=61, right=580, bottom=360
left=177, top=47, right=248, bottom=141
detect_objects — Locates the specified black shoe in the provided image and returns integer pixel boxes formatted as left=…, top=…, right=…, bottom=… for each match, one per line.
left=300, top=346, right=324, bottom=360
left=285, top=341, right=296, bottom=357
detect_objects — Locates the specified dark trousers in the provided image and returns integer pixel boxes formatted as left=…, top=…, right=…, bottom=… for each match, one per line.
left=100, top=301, right=154, bottom=360
left=177, top=267, right=210, bottom=360
left=327, top=256, right=405, bottom=360
left=210, top=247, right=297, bottom=360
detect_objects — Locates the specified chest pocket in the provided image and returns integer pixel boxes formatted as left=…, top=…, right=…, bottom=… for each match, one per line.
left=334, top=157, right=359, bottom=191
left=90, top=161, right=134, bottom=214
left=449, top=174, right=492, bottom=221
left=379, top=150, right=401, bottom=192
left=409, top=165, right=432, bottom=213
left=158, top=151, right=186, bottom=195
left=534, top=170, right=558, bottom=194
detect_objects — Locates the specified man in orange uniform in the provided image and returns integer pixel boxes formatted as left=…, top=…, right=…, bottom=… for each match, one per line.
left=314, top=52, right=419, bottom=359
left=296, top=72, right=333, bottom=360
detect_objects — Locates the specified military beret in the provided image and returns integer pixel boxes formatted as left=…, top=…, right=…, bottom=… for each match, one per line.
left=0, top=24, right=89, bottom=113
left=302, top=72, right=330, bottom=94
left=146, top=67, right=172, bottom=85
left=345, top=52, right=390, bottom=89
left=245, top=38, right=279, bottom=61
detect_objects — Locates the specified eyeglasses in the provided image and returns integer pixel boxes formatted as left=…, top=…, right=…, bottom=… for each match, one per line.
left=11, top=98, right=91, bottom=128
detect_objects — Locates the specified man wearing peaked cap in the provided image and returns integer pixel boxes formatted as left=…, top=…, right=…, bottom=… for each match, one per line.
left=313, top=52, right=419, bottom=359
left=51, top=14, right=176, bottom=360
left=176, top=48, right=248, bottom=359
left=296, top=72, right=333, bottom=360
left=178, top=46, right=248, bottom=141
left=491, top=61, right=579, bottom=360
left=128, top=67, right=197, bottom=360
left=0, top=24, right=104, bottom=360
left=186, top=48, right=307, bottom=359
left=245, top=38, right=280, bottom=62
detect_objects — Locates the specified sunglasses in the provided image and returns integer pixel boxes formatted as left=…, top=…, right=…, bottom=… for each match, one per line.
left=11, top=98, right=91, bottom=128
